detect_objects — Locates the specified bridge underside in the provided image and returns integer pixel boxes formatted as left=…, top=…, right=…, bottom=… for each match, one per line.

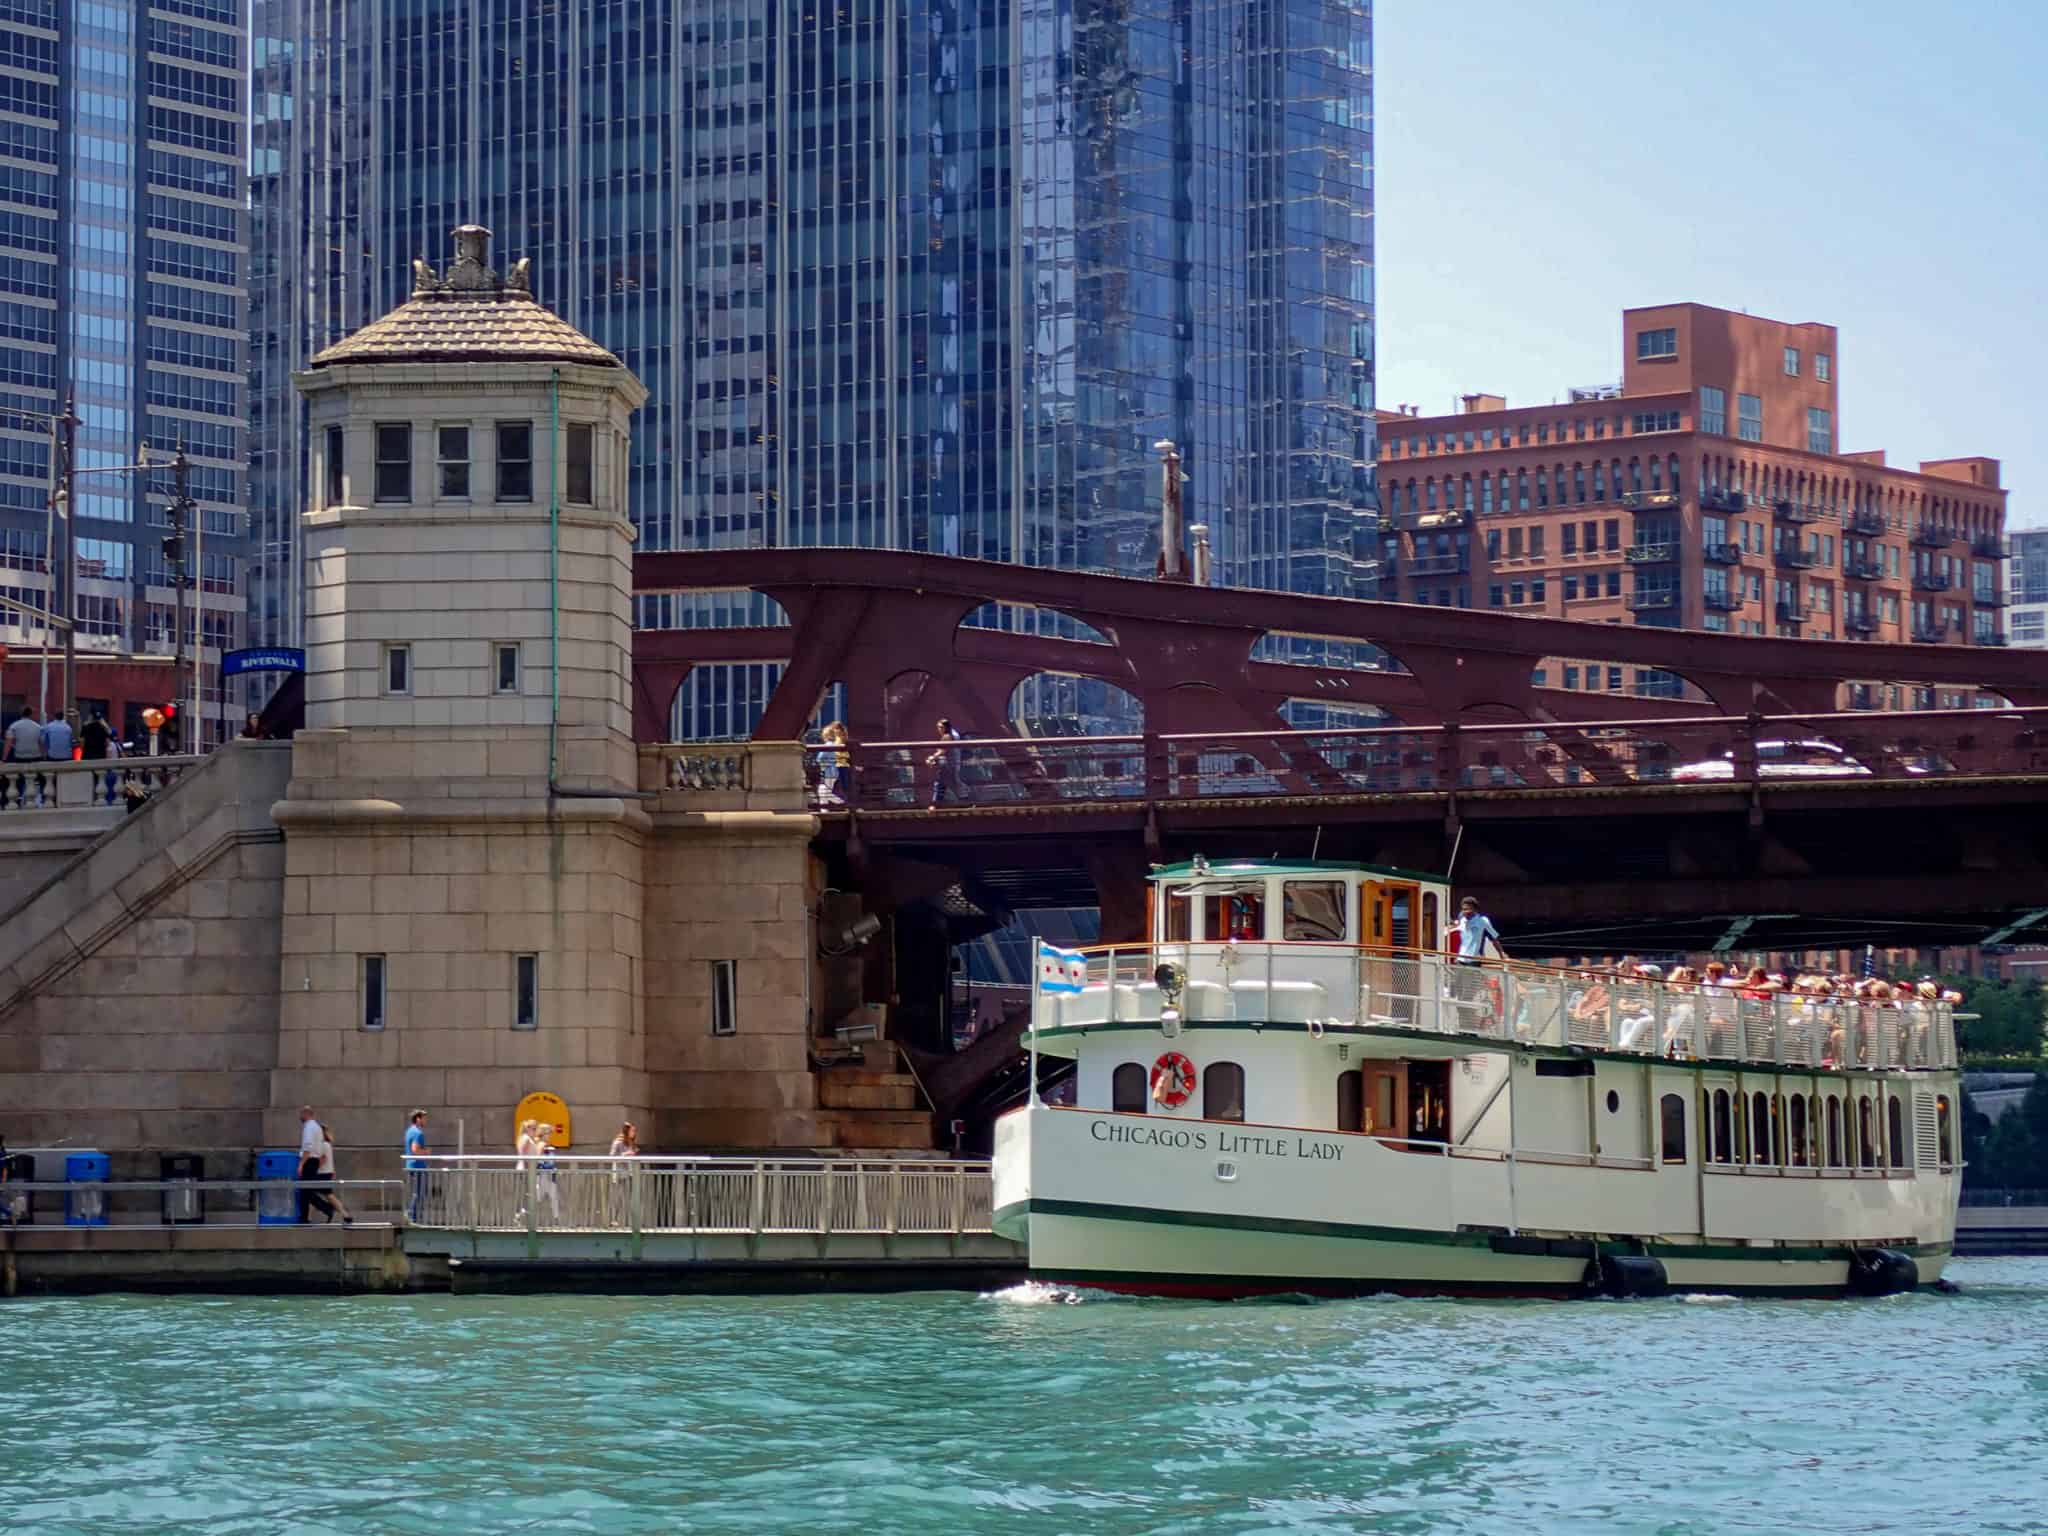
left=819, top=778, right=2048, bottom=954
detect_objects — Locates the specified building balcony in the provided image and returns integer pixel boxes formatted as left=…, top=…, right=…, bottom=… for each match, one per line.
left=1976, top=632, right=2010, bottom=647
left=1703, top=589, right=1743, bottom=612
left=1911, top=524, right=1953, bottom=548
left=1848, top=510, right=1887, bottom=536
left=1842, top=558, right=1884, bottom=581
left=1702, top=541, right=1745, bottom=565
left=1972, top=534, right=2007, bottom=559
left=1912, top=572, right=1952, bottom=593
left=1775, top=600, right=1806, bottom=625
left=1846, top=613, right=1879, bottom=636
left=1772, top=500, right=1818, bottom=524
left=1624, top=541, right=1677, bottom=564
left=1620, top=489, right=1681, bottom=512
left=1699, top=487, right=1746, bottom=514
left=1626, top=589, right=1678, bottom=613
left=1973, top=588, right=2005, bottom=607
left=1911, top=623, right=1948, bottom=644
left=1774, top=546, right=1819, bottom=570
left=1408, top=552, right=1470, bottom=577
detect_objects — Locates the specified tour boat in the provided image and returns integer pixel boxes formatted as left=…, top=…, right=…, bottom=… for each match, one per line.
left=990, top=857, right=1960, bottom=1299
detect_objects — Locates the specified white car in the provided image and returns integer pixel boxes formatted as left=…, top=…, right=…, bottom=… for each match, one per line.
left=1670, top=737, right=1873, bottom=781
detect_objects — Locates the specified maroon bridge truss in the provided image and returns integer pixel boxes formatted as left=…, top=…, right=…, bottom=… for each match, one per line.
left=632, top=547, right=2048, bottom=744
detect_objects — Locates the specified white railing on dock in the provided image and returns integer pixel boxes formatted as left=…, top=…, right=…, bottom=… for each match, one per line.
left=1045, top=945, right=1958, bottom=1073
left=405, top=1156, right=995, bottom=1236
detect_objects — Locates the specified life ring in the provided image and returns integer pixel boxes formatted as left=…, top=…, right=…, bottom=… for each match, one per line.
left=1150, top=1051, right=1198, bottom=1109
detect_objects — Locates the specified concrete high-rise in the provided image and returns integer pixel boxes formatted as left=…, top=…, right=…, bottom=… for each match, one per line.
left=0, top=0, right=249, bottom=741
left=2008, top=527, right=2048, bottom=649
left=245, top=0, right=1379, bottom=732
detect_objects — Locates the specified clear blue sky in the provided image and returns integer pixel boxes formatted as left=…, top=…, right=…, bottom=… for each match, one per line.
left=1374, top=0, right=2048, bottom=529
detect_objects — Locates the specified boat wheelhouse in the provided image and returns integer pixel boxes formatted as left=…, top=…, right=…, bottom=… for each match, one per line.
left=991, top=858, right=1960, bottom=1299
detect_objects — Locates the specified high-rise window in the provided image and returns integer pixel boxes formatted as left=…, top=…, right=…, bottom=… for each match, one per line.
left=1807, top=408, right=1832, bottom=454
left=1636, top=328, right=1678, bottom=360
left=496, top=422, right=532, bottom=502
left=1737, top=394, right=1763, bottom=443
left=1784, top=347, right=1801, bottom=377
left=374, top=424, right=410, bottom=501
left=1699, top=386, right=1726, bottom=437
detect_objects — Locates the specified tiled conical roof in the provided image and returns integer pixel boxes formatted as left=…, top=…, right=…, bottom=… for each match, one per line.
left=308, top=225, right=622, bottom=370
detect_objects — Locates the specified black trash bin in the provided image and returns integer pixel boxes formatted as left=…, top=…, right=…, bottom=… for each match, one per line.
left=160, top=1152, right=205, bottom=1225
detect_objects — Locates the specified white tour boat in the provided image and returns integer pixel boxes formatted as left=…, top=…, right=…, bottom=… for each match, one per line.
left=990, top=858, right=1960, bottom=1299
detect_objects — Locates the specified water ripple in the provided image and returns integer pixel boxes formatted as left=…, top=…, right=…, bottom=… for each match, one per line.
left=2, top=1261, right=2046, bottom=1533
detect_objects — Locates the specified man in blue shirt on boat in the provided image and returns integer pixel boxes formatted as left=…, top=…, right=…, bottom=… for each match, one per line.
left=1450, top=896, right=1503, bottom=1021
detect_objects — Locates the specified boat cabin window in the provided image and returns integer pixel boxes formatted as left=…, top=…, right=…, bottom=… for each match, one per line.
left=1162, top=890, right=1192, bottom=942
left=1826, top=1096, right=1843, bottom=1167
left=1337, top=1070, right=1363, bottom=1132
left=1788, top=1095, right=1809, bottom=1166
left=1708, top=1088, right=1732, bottom=1164
left=1887, top=1098, right=1906, bottom=1170
left=1422, top=891, right=1439, bottom=952
left=1205, top=1062, right=1246, bottom=1122
left=1207, top=886, right=1265, bottom=942
left=1937, top=1095, right=1954, bottom=1169
left=1858, top=1099, right=1876, bottom=1168
left=1282, top=881, right=1348, bottom=942
left=1751, top=1091, right=1776, bottom=1165
left=1659, top=1093, right=1686, bottom=1163
left=1111, top=1062, right=1148, bottom=1113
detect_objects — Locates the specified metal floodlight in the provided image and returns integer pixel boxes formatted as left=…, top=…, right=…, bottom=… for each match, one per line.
left=1153, top=961, right=1185, bottom=1002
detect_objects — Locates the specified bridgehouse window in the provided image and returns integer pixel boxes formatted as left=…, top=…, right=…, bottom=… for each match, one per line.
left=373, top=424, right=410, bottom=502
left=566, top=423, right=594, bottom=504
left=1112, top=1062, right=1148, bottom=1113
left=497, top=421, right=533, bottom=502
left=1204, top=1062, right=1246, bottom=1123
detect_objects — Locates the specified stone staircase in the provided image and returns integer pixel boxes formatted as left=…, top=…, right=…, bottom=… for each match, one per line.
left=814, top=1042, right=935, bottom=1150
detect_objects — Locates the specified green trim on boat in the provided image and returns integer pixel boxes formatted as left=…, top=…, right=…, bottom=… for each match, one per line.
left=1150, top=857, right=1449, bottom=884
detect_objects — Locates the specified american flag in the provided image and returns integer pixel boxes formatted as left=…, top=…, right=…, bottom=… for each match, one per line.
left=1862, top=944, right=1877, bottom=979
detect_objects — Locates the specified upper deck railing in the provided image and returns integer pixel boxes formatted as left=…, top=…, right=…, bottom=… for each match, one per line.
left=798, top=707, right=2048, bottom=813
left=1035, top=944, right=1958, bottom=1074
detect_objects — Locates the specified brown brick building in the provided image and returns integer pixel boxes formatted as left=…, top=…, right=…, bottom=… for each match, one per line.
left=1374, top=303, right=2007, bottom=702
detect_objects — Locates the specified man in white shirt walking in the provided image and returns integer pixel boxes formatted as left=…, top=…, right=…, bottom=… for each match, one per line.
left=296, top=1104, right=323, bottom=1223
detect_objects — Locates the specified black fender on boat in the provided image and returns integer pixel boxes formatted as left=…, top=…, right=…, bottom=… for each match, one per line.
left=1846, top=1247, right=1919, bottom=1297
left=1584, top=1251, right=1668, bottom=1299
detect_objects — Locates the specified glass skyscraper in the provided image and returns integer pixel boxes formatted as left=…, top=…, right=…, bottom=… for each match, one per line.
left=0, top=0, right=248, bottom=739
left=247, top=0, right=1376, bottom=730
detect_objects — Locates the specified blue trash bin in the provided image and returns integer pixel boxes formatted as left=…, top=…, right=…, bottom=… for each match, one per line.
left=255, top=1149, right=300, bottom=1225
left=64, top=1151, right=109, bottom=1227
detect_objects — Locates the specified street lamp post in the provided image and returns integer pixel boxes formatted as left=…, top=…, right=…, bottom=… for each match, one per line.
left=165, top=447, right=193, bottom=747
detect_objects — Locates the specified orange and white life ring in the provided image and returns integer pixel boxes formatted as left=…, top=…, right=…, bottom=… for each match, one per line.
left=1150, top=1050, right=1198, bottom=1109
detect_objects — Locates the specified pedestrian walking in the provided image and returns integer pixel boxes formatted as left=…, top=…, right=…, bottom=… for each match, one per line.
left=0, top=1127, right=20, bottom=1227
left=79, top=712, right=112, bottom=762
left=926, top=717, right=963, bottom=806
left=818, top=722, right=851, bottom=805
left=606, top=1121, right=639, bottom=1226
left=307, top=1122, right=352, bottom=1225
left=403, top=1110, right=430, bottom=1222
left=4, top=705, right=44, bottom=762
left=533, top=1124, right=563, bottom=1225
left=296, top=1104, right=323, bottom=1223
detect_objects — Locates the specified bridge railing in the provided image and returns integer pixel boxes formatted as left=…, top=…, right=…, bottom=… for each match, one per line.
left=815, top=707, right=2048, bottom=809
left=0, top=755, right=197, bottom=814
left=405, top=1155, right=995, bottom=1236
left=1040, top=943, right=1959, bottom=1073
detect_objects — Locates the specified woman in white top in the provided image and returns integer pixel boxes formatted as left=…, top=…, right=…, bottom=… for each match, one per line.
left=530, top=1124, right=562, bottom=1225
left=315, top=1123, right=353, bottom=1225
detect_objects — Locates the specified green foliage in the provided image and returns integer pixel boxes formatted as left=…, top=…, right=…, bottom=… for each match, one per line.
left=1940, top=974, right=2047, bottom=1059
left=1960, top=1074, right=2048, bottom=1191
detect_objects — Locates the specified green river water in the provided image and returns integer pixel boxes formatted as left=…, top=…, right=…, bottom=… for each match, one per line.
left=3, top=1257, right=2044, bottom=1534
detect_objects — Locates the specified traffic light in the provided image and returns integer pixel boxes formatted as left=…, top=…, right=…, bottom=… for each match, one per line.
left=161, top=702, right=177, bottom=721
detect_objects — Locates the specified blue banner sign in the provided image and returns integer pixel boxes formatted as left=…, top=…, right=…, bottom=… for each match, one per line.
left=222, top=647, right=306, bottom=678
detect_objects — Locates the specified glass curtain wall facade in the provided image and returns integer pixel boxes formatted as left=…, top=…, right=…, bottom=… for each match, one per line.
left=246, top=0, right=1376, bottom=734
left=0, top=0, right=247, bottom=739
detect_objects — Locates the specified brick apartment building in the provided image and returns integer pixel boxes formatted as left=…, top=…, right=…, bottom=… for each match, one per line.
left=1374, top=303, right=2008, bottom=703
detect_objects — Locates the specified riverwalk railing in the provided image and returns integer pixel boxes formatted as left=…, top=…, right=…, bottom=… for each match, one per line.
left=1041, top=944, right=1958, bottom=1074
left=405, top=1156, right=995, bottom=1235
left=0, top=1177, right=403, bottom=1227
left=797, top=706, right=2048, bottom=811
left=0, top=754, right=197, bottom=813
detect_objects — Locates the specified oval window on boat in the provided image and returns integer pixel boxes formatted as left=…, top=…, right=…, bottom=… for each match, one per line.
left=1337, top=1070, right=1364, bottom=1133
left=1659, top=1093, right=1686, bottom=1164
left=1205, top=1062, right=1247, bottom=1123
left=1887, top=1097, right=1906, bottom=1170
left=1605, top=1089, right=1620, bottom=1114
left=1112, top=1062, right=1149, bottom=1114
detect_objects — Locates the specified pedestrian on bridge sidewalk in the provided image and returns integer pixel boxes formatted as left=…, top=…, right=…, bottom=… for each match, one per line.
left=926, top=717, right=963, bottom=806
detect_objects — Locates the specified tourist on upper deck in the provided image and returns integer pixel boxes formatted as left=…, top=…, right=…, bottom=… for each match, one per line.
left=1448, top=897, right=1502, bottom=1015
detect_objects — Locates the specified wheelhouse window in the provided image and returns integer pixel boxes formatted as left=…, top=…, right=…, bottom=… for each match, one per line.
left=1204, top=1062, right=1246, bottom=1122
left=1660, top=1093, right=1686, bottom=1163
left=1937, top=1095, right=1955, bottom=1169
left=1282, top=881, right=1347, bottom=942
left=1205, top=885, right=1264, bottom=943
left=1162, top=889, right=1191, bottom=942
left=1337, top=1070, right=1363, bottom=1133
left=1112, top=1062, right=1148, bottom=1113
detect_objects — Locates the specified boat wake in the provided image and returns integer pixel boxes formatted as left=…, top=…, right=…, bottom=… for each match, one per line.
left=984, top=1281, right=1096, bottom=1306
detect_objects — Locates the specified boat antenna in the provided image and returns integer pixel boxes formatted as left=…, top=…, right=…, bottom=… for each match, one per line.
left=1310, top=825, right=1323, bottom=862
left=1445, top=821, right=1466, bottom=879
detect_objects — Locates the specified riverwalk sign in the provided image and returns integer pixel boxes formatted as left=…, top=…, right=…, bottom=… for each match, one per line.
left=221, top=647, right=305, bottom=678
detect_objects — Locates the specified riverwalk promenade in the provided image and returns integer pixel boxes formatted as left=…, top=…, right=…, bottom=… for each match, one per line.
left=0, top=1157, right=1025, bottom=1296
